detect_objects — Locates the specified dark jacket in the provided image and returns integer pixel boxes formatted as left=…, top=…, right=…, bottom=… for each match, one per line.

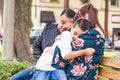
left=33, top=24, right=60, bottom=62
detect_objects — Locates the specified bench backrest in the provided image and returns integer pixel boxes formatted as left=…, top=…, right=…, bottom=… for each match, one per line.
left=98, top=57, right=120, bottom=80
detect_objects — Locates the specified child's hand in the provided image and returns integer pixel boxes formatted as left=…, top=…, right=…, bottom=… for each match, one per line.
left=84, top=48, right=95, bottom=56
left=55, top=35, right=61, bottom=41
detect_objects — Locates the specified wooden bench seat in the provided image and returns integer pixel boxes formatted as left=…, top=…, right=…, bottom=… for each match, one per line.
left=98, top=57, right=120, bottom=80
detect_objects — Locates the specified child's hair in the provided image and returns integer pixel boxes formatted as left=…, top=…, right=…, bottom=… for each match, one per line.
left=73, top=19, right=92, bottom=31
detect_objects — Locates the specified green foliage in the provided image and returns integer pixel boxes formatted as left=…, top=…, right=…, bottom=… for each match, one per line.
left=0, top=60, right=32, bottom=80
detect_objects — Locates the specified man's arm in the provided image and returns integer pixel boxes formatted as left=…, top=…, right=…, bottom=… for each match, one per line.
left=32, top=25, right=47, bottom=62
left=33, top=34, right=43, bottom=62
left=32, top=24, right=57, bottom=62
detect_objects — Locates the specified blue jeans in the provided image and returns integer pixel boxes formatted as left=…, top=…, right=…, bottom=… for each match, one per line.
left=32, top=69, right=67, bottom=80
left=10, top=67, right=33, bottom=80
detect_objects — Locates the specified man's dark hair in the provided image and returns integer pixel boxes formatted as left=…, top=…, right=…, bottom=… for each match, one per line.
left=60, top=8, right=76, bottom=18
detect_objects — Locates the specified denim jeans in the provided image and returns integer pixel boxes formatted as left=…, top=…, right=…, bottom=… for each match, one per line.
left=10, top=67, right=33, bottom=80
left=32, top=69, right=67, bottom=80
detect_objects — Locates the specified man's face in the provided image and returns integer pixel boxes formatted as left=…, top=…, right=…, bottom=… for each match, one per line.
left=58, top=14, right=74, bottom=33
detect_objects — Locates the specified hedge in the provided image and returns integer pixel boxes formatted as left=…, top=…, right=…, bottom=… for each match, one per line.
left=0, top=60, right=32, bottom=80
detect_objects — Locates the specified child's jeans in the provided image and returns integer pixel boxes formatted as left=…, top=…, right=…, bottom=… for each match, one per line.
left=32, top=69, right=67, bottom=80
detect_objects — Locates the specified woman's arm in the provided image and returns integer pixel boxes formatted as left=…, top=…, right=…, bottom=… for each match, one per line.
left=64, top=48, right=95, bottom=60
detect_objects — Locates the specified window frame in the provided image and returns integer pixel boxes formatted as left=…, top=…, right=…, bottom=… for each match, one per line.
left=111, top=0, right=119, bottom=7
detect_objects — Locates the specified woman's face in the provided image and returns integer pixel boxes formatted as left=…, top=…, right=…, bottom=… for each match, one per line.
left=71, top=24, right=85, bottom=40
left=81, top=13, right=89, bottom=20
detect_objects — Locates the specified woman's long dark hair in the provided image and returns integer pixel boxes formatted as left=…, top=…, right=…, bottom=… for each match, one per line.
left=74, top=3, right=104, bottom=34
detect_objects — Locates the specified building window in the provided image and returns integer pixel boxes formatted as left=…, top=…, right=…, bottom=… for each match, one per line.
left=40, top=11, right=55, bottom=23
left=111, top=0, right=119, bottom=6
left=111, top=14, right=120, bottom=23
left=40, top=0, right=43, bottom=2
left=40, top=0, right=58, bottom=2
left=50, top=0, right=58, bottom=2
left=40, top=0, right=47, bottom=2
left=80, top=0, right=89, bottom=4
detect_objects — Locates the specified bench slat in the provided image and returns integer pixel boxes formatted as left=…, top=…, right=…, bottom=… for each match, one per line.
left=98, top=57, right=120, bottom=80
left=99, top=68, right=120, bottom=80
left=101, top=57, right=120, bottom=68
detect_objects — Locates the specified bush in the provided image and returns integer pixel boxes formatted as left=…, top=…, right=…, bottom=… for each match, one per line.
left=0, top=60, right=32, bottom=80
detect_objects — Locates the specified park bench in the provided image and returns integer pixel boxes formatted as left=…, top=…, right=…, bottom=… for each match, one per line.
left=98, top=57, right=120, bottom=80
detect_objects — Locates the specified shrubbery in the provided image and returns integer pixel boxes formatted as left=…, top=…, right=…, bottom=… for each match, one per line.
left=0, top=60, right=32, bottom=80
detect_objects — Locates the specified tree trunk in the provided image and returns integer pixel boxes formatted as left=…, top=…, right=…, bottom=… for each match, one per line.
left=14, top=0, right=34, bottom=63
left=0, top=0, right=4, bottom=36
left=1, top=0, right=15, bottom=60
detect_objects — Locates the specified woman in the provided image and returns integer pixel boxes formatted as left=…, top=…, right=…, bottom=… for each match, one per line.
left=52, top=3, right=105, bottom=80
left=74, top=3, right=104, bottom=37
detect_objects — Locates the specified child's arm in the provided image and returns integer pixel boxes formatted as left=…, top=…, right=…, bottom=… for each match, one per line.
left=64, top=48, right=95, bottom=60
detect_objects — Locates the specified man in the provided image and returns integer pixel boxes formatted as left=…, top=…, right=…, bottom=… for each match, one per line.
left=10, top=8, right=76, bottom=80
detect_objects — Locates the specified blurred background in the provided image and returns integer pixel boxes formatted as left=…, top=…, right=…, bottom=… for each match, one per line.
left=31, top=0, right=120, bottom=50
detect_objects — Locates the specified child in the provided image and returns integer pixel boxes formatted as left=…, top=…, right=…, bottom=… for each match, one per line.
left=32, top=19, right=94, bottom=80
